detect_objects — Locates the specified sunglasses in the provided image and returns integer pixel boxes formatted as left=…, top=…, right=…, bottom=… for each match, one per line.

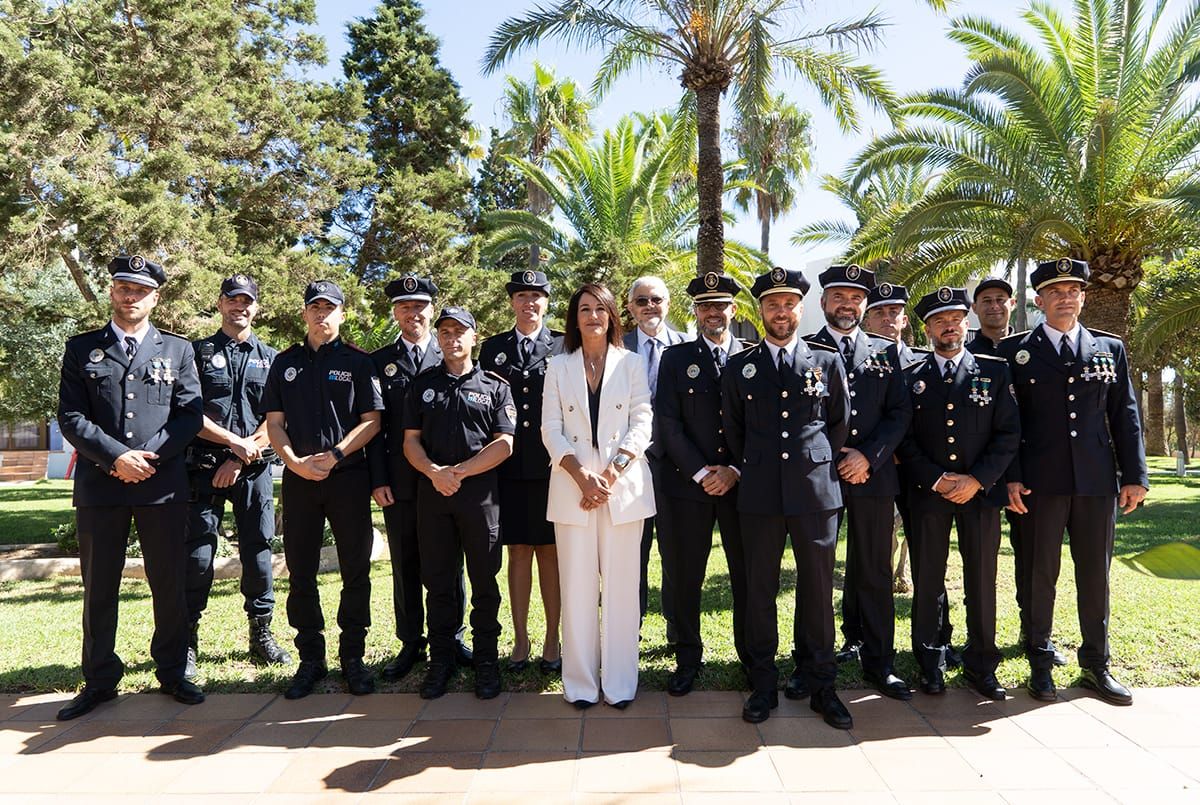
left=634, top=296, right=665, bottom=307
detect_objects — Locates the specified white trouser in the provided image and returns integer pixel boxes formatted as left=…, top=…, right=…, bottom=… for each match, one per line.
left=554, top=482, right=642, bottom=705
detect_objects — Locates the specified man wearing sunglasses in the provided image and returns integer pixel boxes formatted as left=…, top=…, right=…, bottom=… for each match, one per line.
left=623, top=276, right=688, bottom=641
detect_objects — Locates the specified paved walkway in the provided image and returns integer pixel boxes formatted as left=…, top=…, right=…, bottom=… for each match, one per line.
left=1, top=686, right=1198, bottom=803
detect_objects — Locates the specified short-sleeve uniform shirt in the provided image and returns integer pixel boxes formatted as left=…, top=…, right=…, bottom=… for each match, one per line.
left=403, top=365, right=516, bottom=467
left=193, top=330, right=276, bottom=445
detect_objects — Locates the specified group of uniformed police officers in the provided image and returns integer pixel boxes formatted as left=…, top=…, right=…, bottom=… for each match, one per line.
left=54, top=252, right=1148, bottom=731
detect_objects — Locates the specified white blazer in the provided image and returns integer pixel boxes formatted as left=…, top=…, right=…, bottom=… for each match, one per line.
left=541, top=345, right=655, bottom=527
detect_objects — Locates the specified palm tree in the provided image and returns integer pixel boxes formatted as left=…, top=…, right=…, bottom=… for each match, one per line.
left=845, top=0, right=1200, bottom=339
left=498, top=63, right=592, bottom=269
left=483, top=0, right=909, bottom=278
left=480, top=113, right=765, bottom=321
left=728, top=94, right=813, bottom=255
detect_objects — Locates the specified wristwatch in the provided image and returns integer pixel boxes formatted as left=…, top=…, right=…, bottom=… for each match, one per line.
left=330, top=446, right=345, bottom=462
left=611, top=453, right=631, bottom=473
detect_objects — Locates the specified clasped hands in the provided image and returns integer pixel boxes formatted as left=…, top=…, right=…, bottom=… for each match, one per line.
left=837, top=447, right=871, bottom=484
left=111, top=450, right=158, bottom=483
left=213, top=436, right=262, bottom=489
left=289, top=450, right=340, bottom=482
left=933, top=472, right=982, bottom=504
left=699, top=465, right=738, bottom=496
left=577, top=465, right=619, bottom=511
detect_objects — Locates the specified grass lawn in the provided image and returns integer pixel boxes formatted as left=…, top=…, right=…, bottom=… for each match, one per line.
left=1, top=457, right=1197, bottom=695
left=0, top=480, right=75, bottom=545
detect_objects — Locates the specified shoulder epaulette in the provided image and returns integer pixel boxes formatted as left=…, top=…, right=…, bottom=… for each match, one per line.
left=548, top=328, right=565, bottom=338
left=158, top=329, right=187, bottom=341
left=485, top=370, right=510, bottom=384
left=804, top=339, right=838, bottom=354
left=1086, top=328, right=1123, bottom=341
left=342, top=341, right=369, bottom=354
left=737, top=338, right=756, bottom=350
left=974, top=353, right=1006, bottom=362
left=863, top=332, right=892, bottom=342
left=999, top=330, right=1030, bottom=343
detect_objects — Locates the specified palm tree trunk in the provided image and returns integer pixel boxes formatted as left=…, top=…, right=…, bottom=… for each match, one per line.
left=1080, top=251, right=1142, bottom=340
left=1132, top=370, right=1145, bottom=430
left=695, top=85, right=724, bottom=278
left=1147, top=367, right=1166, bottom=456
left=1174, top=370, right=1188, bottom=462
left=527, top=178, right=543, bottom=270
left=760, top=211, right=770, bottom=255
left=1014, top=257, right=1028, bottom=332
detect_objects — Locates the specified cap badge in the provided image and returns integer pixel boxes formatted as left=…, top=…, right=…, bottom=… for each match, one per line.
left=879, top=283, right=893, bottom=297
left=316, top=283, right=327, bottom=292
left=914, top=379, right=926, bottom=394
left=937, top=287, right=953, bottom=303
left=402, top=276, right=418, bottom=293
left=422, top=388, right=435, bottom=403
left=846, top=265, right=861, bottom=281
left=234, top=274, right=248, bottom=285
left=129, top=255, right=145, bottom=270
left=495, top=352, right=507, bottom=366
left=384, top=362, right=398, bottom=377
left=743, top=363, right=757, bottom=379
left=210, top=354, right=227, bottom=369
left=88, top=349, right=104, bottom=363
left=687, top=364, right=700, bottom=378
left=1057, top=258, right=1071, bottom=274
left=770, top=267, right=786, bottom=285
left=703, top=272, right=720, bottom=289
left=522, top=270, right=536, bottom=284
left=1015, top=349, right=1030, bottom=365
left=284, top=367, right=298, bottom=382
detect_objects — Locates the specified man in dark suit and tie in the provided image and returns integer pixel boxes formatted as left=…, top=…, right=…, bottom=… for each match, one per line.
left=723, top=267, right=852, bottom=728
left=370, top=275, right=471, bottom=682
left=623, top=275, right=687, bottom=639
left=56, top=255, right=206, bottom=720
left=656, top=272, right=752, bottom=696
left=898, top=287, right=1020, bottom=701
left=806, top=265, right=913, bottom=701
left=998, top=258, right=1148, bottom=706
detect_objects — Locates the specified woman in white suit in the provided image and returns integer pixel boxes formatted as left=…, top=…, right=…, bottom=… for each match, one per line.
left=542, top=283, right=654, bottom=708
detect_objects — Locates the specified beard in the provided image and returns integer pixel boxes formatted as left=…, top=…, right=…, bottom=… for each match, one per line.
left=931, top=331, right=964, bottom=352
left=699, top=320, right=728, bottom=340
left=764, top=316, right=798, bottom=341
left=824, top=309, right=861, bottom=331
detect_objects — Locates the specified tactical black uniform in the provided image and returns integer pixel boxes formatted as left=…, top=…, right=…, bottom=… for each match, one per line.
left=56, top=256, right=204, bottom=718
left=186, top=296, right=285, bottom=667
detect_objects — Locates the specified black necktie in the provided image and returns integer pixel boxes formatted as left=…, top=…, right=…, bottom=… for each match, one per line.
left=713, top=346, right=726, bottom=374
left=1060, top=336, right=1075, bottom=365
left=777, top=346, right=793, bottom=376
left=411, top=344, right=422, bottom=368
left=520, top=337, right=533, bottom=367
left=124, top=336, right=137, bottom=360
left=943, top=359, right=955, bottom=382
left=841, top=335, right=854, bottom=367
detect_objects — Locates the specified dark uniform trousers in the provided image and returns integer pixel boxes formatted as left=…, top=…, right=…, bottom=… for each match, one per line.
left=417, top=476, right=503, bottom=666
left=281, top=465, right=373, bottom=663
left=185, top=462, right=275, bottom=620
left=639, top=458, right=675, bottom=627
left=744, top=511, right=840, bottom=692
left=834, top=496, right=899, bottom=672
left=381, top=500, right=464, bottom=647
left=895, top=469, right=955, bottom=649
left=78, top=504, right=189, bottom=688
left=909, top=498, right=1002, bottom=675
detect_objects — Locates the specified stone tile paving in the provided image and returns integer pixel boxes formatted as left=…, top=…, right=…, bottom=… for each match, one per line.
left=0, top=687, right=1197, bottom=803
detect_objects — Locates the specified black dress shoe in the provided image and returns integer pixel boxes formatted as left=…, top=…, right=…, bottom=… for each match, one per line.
left=539, top=656, right=562, bottom=675
left=945, top=645, right=964, bottom=669
left=381, top=642, right=426, bottom=682
left=455, top=642, right=474, bottom=667
left=56, top=686, right=118, bottom=721
left=1079, top=667, right=1133, bottom=706
left=1027, top=667, right=1057, bottom=702
left=810, top=688, right=853, bottom=730
left=1051, top=642, right=1069, bottom=667
left=963, top=668, right=1006, bottom=701
left=475, top=661, right=502, bottom=700
left=419, top=662, right=455, bottom=700
left=667, top=666, right=699, bottom=697
left=571, top=698, right=597, bottom=710
left=864, top=669, right=913, bottom=701
left=341, top=658, right=375, bottom=696
left=783, top=670, right=809, bottom=700
left=161, top=678, right=206, bottom=705
left=919, top=669, right=946, bottom=695
left=285, top=661, right=328, bottom=700
left=742, top=689, right=778, bottom=723
left=835, top=642, right=861, bottom=664
left=608, top=699, right=632, bottom=710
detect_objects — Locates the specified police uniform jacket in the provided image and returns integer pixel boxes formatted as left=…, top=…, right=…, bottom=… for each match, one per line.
left=478, top=328, right=563, bottom=479
left=402, top=364, right=516, bottom=467
left=58, top=324, right=204, bottom=507
left=805, top=328, right=911, bottom=497
left=997, top=325, right=1148, bottom=495
left=656, top=336, right=750, bottom=502
left=965, top=327, right=1012, bottom=358
left=259, top=337, right=383, bottom=466
left=368, top=337, right=443, bottom=498
left=897, top=350, right=1020, bottom=509
left=192, top=330, right=276, bottom=447
left=624, top=326, right=687, bottom=461
left=721, top=340, right=850, bottom=516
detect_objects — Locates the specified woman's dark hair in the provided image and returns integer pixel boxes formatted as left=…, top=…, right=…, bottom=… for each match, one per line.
left=563, top=282, right=622, bottom=353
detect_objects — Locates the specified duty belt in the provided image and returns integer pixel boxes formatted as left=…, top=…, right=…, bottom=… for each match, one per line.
left=186, top=446, right=278, bottom=470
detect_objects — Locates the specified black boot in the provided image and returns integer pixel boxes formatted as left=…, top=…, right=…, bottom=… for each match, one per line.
left=248, top=615, right=291, bottom=666
left=185, top=621, right=199, bottom=682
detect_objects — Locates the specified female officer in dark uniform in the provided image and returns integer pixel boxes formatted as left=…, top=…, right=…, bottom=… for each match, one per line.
left=479, top=270, right=564, bottom=674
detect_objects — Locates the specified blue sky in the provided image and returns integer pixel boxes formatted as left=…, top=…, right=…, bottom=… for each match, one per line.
left=310, top=0, right=1034, bottom=271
